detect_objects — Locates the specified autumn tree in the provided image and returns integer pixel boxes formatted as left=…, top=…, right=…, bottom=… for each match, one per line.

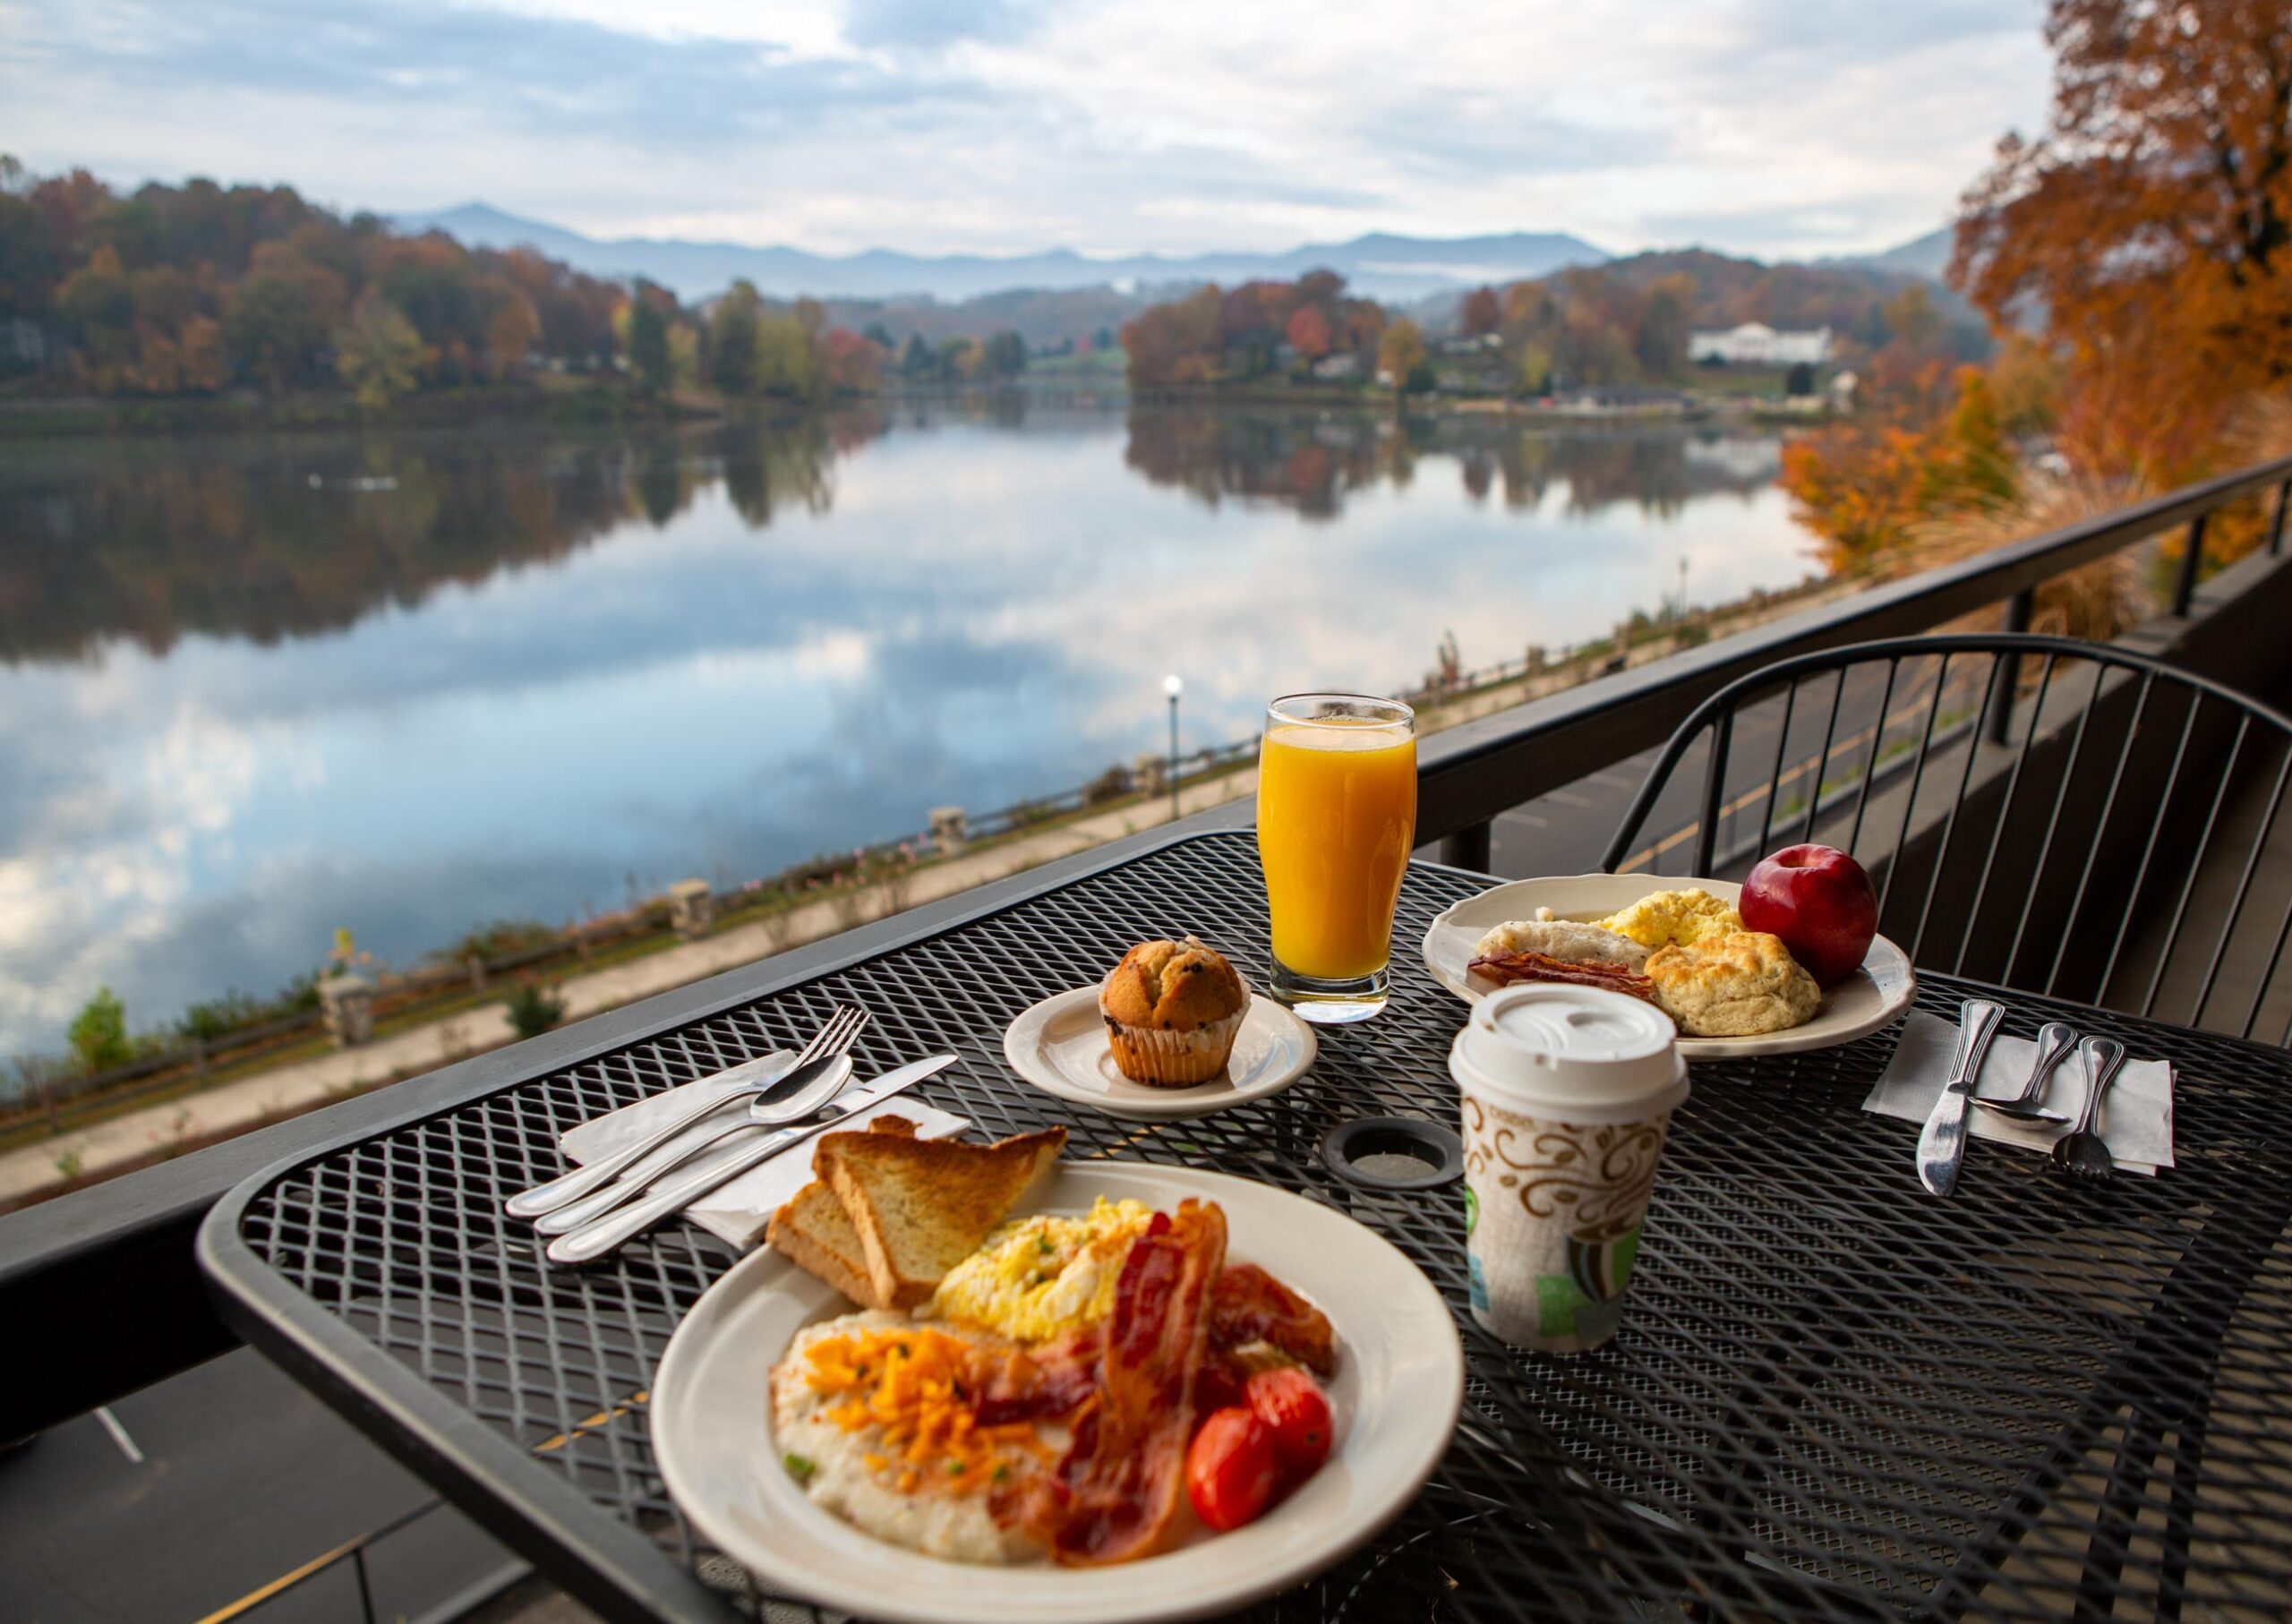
left=753, top=311, right=822, bottom=399
left=55, top=243, right=135, bottom=387
left=1379, top=319, right=1428, bottom=392
left=1459, top=285, right=1502, bottom=338
left=475, top=274, right=539, bottom=379
left=1634, top=273, right=1694, bottom=377
left=1953, top=0, right=2292, bottom=480
left=625, top=289, right=671, bottom=395
left=227, top=250, right=345, bottom=395
left=823, top=327, right=880, bottom=393
left=336, top=289, right=423, bottom=408
left=979, top=329, right=1027, bottom=379
left=1286, top=303, right=1332, bottom=361
left=711, top=279, right=763, bottom=394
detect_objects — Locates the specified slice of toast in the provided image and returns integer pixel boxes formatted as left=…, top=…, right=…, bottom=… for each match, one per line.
left=819, top=1125, right=1067, bottom=1311
left=765, top=1115, right=920, bottom=1308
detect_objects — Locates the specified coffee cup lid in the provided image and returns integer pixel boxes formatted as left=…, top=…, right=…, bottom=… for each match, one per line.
left=1451, top=984, right=1685, bottom=1120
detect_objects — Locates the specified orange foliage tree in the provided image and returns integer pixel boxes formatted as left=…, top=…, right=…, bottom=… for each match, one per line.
left=1953, top=0, right=2292, bottom=483
left=1120, top=271, right=1385, bottom=388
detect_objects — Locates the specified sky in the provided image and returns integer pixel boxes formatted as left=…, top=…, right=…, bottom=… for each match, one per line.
left=0, top=0, right=2054, bottom=262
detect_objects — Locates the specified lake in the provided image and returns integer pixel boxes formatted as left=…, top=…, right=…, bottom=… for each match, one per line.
left=0, top=402, right=1817, bottom=1055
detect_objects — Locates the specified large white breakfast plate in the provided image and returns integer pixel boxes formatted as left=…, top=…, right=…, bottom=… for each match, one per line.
left=1422, top=874, right=1916, bottom=1060
left=650, top=1162, right=1464, bottom=1624
left=1003, top=988, right=1317, bottom=1120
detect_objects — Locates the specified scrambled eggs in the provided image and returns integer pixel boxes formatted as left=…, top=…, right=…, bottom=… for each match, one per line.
left=1598, top=887, right=1743, bottom=950
left=928, top=1197, right=1155, bottom=1343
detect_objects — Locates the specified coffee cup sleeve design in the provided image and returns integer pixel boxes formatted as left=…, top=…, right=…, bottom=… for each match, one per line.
left=1464, top=1103, right=1667, bottom=1239
left=1462, top=1096, right=1675, bottom=1352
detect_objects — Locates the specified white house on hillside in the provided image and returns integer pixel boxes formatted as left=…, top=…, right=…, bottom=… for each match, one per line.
left=1688, top=322, right=1833, bottom=366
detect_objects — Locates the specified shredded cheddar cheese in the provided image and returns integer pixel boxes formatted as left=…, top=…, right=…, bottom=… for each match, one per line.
left=800, top=1326, right=1048, bottom=1497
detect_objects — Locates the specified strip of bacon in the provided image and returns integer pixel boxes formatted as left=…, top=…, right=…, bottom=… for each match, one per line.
left=979, top=1262, right=1337, bottom=1425
left=1014, top=1200, right=1227, bottom=1566
left=971, top=1325, right=1101, bottom=1427
left=1208, top=1261, right=1338, bottom=1376
left=1468, top=949, right=1655, bottom=1002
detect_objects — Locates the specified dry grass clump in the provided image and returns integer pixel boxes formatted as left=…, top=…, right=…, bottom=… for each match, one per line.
left=2205, top=393, right=2292, bottom=566
left=2225, top=391, right=2292, bottom=470
left=1903, top=475, right=2152, bottom=643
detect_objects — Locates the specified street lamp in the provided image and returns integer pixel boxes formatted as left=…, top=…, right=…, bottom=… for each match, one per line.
left=1163, top=674, right=1183, bottom=822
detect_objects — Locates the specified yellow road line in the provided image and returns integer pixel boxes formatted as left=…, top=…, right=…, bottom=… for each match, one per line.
left=191, top=1535, right=363, bottom=1624
left=1618, top=668, right=1977, bottom=873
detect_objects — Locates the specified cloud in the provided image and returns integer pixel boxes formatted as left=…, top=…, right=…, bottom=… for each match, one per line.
left=13, top=0, right=958, bottom=148
left=0, top=0, right=2052, bottom=259
left=842, top=0, right=1048, bottom=52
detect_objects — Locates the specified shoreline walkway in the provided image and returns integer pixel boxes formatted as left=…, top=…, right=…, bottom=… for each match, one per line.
left=0, top=774, right=1255, bottom=1202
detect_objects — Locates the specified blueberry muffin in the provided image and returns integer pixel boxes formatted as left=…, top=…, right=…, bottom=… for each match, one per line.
left=1099, top=936, right=1249, bottom=1085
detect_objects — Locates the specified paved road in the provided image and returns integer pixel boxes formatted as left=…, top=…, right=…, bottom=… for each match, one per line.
left=0, top=1349, right=518, bottom=1624
left=1488, top=658, right=1969, bottom=882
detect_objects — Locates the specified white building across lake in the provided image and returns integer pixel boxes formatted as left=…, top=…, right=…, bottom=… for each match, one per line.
left=1688, top=322, right=1833, bottom=366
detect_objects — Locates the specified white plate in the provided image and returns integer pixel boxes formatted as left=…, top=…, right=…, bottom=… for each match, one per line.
left=650, top=1163, right=1465, bottom=1624
left=1421, top=873, right=1917, bottom=1060
left=1002, top=989, right=1318, bottom=1120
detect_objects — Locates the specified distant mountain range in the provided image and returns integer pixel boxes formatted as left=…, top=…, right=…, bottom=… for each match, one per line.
left=1831, top=226, right=1954, bottom=280
left=394, top=203, right=1613, bottom=303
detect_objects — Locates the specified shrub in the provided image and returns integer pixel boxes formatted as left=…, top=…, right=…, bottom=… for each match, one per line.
left=504, top=979, right=569, bottom=1039
left=68, top=987, right=133, bottom=1075
left=433, top=918, right=560, bottom=967
left=1083, top=765, right=1133, bottom=806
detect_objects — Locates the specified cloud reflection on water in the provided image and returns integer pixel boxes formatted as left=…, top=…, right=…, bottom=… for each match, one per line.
left=0, top=405, right=1812, bottom=1054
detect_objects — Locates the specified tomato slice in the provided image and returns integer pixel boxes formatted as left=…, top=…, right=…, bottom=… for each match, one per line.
left=1184, top=1406, right=1278, bottom=1532
left=1245, top=1367, right=1332, bottom=1481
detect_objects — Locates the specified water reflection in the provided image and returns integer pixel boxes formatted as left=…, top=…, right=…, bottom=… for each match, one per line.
left=0, top=406, right=1813, bottom=1053
left=1123, top=409, right=1779, bottom=521
left=0, top=410, right=1787, bottom=664
left=0, top=417, right=884, bottom=663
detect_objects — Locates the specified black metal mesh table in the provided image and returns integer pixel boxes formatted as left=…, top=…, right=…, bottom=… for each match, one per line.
left=200, top=832, right=2292, bottom=1621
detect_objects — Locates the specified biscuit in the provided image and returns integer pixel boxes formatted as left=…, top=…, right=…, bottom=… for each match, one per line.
left=1645, top=930, right=1820, bottom=1037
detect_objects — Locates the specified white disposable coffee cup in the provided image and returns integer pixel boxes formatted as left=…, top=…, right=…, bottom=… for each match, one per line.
left=1449, top=984, right=1688, bottom=1353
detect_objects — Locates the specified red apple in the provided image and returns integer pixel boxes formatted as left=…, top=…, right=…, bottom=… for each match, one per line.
left=1740, top=844, right=1877, bottom=988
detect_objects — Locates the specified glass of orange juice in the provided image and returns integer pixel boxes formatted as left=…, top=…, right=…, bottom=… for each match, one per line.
left=1256, top=693, right=1418, bottom=1022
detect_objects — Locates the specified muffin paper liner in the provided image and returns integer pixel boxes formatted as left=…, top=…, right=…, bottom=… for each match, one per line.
left=1102, top=1005, right=1246, bottom=1086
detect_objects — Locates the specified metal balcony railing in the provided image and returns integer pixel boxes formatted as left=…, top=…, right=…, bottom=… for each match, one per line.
left=0, top=450, right=2288, bottom=1445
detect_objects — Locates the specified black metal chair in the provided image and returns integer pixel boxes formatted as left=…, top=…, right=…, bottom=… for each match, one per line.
left=1597, top=633, right=2292, bottom=1046
left=1603, top=636, right=2292, bottom=1615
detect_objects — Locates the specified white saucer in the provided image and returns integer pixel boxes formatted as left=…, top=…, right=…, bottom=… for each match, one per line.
left=1003, top=988, right=1318, bottom=1119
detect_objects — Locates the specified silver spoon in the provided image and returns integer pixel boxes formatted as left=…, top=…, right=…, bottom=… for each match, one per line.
left=1971, top=1021, right=2076, bottom=1124
left=2051, top=1037, right=2125, bottom=1180
left=530, top=1054, right=855, bottom=1235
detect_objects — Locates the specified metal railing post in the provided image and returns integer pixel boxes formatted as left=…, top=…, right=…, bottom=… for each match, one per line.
left=353, top=1547, right=377, bottom=1624
left=2271, top=480, right=2289, bottom=557
left=1438, top=819, right=1492, bottom=873
left=2173, top=513, right=2209, bottom=617
left=1988, top=587, right=2035, bottom=745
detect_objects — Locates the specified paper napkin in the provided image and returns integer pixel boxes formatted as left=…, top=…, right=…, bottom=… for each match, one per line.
left=556, top=1049, right=971, bottom=1248
left=1861, top=1010, right=2175, bottom=1175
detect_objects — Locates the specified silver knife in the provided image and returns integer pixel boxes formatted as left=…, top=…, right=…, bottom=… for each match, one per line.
left=544, top=1053, right=958, bottom=1265
left=1917, top=999, right=2005, bottom=1196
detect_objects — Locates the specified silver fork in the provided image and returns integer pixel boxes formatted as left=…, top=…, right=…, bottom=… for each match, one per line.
left=529, top=1051, right=856, bottom=1235
left=2052, top=1037, right=2125, bottom=1180
left=504, top=1005, right=868, bottom=1218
